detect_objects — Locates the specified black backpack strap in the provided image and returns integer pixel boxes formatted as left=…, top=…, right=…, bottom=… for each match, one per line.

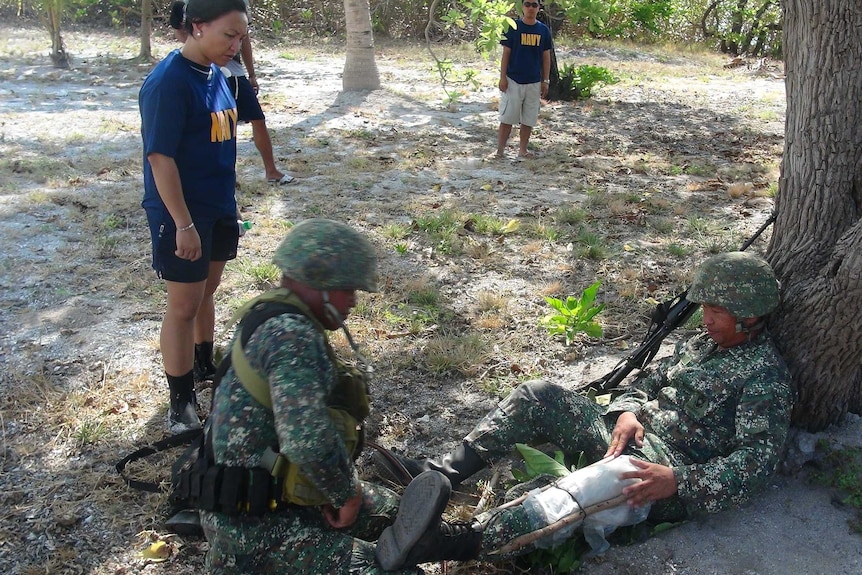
left=238, top=302, right=303, bottom=346
left=116, top=428, right=203, bottom=492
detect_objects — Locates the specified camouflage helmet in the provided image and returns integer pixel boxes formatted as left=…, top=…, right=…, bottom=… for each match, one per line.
left=273, top=218, right=378, bottom=292
left=688, top=251, right=779, bottom=318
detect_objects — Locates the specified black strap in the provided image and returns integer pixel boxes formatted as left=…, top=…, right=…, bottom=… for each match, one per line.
left=116, top=428, right=203, bottom=492
left=239, top=302, right=303, bottom=346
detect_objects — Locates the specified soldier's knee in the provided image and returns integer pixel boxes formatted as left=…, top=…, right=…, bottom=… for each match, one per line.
left=501, top=379, right=554, bottom=411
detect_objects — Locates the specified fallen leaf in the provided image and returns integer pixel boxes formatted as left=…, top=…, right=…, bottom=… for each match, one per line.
left=142, top=541, right=170, bottom=562
left=501, top=219, right=520, bottom=234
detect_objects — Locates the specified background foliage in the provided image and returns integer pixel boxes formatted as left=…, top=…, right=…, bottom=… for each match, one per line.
left=3, top=0, right=782, bottom=56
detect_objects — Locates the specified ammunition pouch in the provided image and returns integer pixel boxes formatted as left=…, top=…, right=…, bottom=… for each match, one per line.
left=169, top=422, right=285, bottom=516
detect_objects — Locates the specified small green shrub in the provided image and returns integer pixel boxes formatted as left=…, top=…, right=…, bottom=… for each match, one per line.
left=541, top=281, right=605, bottom=345
left=558, top=64, right=620, bottom=100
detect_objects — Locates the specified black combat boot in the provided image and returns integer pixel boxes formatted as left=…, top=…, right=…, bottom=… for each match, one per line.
left=376, top=480, right=482, bottom=570
left=373, top=441, right=487, bottom=489
left=376, top=471, right=453, bottom=571
left=193, top=341, right=217, bottom=383
left=167, top=371, right=201, bottom=434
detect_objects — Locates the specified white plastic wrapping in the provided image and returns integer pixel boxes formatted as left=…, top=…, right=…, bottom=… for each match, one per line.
left=521, top=455, right=651, bottom=552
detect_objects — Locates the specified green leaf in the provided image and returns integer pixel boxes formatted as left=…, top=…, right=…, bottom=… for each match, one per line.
left=516, top=443, right=569, bottom=477
left=553, top=450, right=566, bottom=466
left=574, top=451, right=588, bottom=471
left=581, top=280, right=600, bottom=308
left=544, top=296, right=566, bottom=314
left=583, top=323, right=603, bottom=338
left=511, top=467, right=531, bottom=483
left=651, top=521, right=682, bottom=535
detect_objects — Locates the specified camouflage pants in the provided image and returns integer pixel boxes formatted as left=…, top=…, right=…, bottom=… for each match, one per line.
left=200, top=480, right=424, bottom=575
left=464, top=379, right=687, bottom=555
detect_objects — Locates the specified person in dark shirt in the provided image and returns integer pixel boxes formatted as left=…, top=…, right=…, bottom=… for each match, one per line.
left=495, top=1, right=552, bottom=158
left=140, top=0, right=247, bottom=433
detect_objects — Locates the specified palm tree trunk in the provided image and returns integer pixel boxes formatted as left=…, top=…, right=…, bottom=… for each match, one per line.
left=44, top=0, right=70, bottom=68
left=342, top=0, right=380, bottom=90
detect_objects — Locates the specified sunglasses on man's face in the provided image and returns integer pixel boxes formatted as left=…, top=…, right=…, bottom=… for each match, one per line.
left=523, top=1, right=540, bottom=7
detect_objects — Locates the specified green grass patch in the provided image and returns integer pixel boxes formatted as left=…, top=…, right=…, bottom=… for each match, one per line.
left=810, top=443, right=862, bottom=533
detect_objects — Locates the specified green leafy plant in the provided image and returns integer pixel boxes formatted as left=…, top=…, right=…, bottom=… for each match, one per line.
left=555, top=0, right=611, bottom=34
left=541, top=281, right=605, bottom=345
left=558, top=63, right=620, bottom=99
left=512, top=443, right=585, bottom=482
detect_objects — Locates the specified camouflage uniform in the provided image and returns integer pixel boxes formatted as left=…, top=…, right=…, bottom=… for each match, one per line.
left=200, top=220, right=423, bottom=575
left=461, top=329, right=793, bottom=555
left=459, top=253, right=793, bottom=554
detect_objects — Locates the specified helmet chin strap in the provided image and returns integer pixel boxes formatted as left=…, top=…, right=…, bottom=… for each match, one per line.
left=321, top=291, right=372, bottom=372
left=321, top=290, right=342, bottom=327
left=735, top=317, right=765, bottom=338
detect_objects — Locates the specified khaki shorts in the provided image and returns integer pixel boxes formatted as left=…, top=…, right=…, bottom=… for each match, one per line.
left=499, top=78, right=541, bottom=127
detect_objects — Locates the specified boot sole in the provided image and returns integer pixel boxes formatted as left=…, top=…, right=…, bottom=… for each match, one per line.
left=375, top=471, right=451, bottom=570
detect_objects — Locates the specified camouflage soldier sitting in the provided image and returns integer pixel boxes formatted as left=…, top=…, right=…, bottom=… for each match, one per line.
left=198, top=219, right=449, bottom=574
left=373, top=251, right=795, bottom=570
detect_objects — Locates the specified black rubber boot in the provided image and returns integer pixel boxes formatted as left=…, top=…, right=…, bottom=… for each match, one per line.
left=167, top=371, right=201, bottom=434
left=376, top=489, right=482, bottom=570
left=164, top=509, right=202, bottom=536
left=375, top=471, right=453, bottom=571
left=193, top=341, right=217, bottom=383
left=373, top=441, right=487, bottom=489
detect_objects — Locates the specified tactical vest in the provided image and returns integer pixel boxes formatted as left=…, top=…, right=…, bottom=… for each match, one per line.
left=229, top=289, right=370, bottom=506
left=170, top=289, right=371, bottom=514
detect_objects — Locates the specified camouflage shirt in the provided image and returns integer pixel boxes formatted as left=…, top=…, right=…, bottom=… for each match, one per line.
left=606, top=331, right=793, bottom=515
left=208, top=312, right=359, bottom=508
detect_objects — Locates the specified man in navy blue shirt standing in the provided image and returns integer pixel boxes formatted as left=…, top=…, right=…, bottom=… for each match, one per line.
left=496, top=1, right=552, bottom=159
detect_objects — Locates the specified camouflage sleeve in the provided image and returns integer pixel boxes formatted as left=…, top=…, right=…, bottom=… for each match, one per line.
left=605, top=354, right=674, bottom=416
left=255, top=315, right=359, bottom=507
left=672, top=363, right=793, bottom=515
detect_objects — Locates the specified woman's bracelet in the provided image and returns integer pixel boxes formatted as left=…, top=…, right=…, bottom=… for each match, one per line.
left=177, top=222, right=195, bottom=232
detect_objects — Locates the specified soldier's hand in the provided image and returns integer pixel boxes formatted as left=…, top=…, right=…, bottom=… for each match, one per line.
left=604, top=411, right=644, bottom=458
left=322, top=486, right=363, bottom=529
left=619, top=458, right=677, bottom=507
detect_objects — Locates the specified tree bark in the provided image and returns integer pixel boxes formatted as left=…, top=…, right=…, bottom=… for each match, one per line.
left=139, top=0, right=153, bottom=61
left=45, top=0, right=69, bottom=68
left=342, top=0, right=380, bottom=91
left=768, top=0, right=862, bottom=431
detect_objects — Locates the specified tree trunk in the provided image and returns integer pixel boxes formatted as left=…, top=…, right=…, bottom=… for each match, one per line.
left=342, top=0, right=380, bottom=91
left=767, top=0, right=862, bottom=431
left=139, top=0, right=153, bottom=61
left=45, top=0, right=69, bottom=68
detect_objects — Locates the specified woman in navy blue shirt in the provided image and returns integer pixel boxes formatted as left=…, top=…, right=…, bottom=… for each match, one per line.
left=139, top=0, right=247, bottom=433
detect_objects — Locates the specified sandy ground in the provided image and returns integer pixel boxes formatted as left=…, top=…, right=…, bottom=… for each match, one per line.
left=0, top=23, right=860, bottom=575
